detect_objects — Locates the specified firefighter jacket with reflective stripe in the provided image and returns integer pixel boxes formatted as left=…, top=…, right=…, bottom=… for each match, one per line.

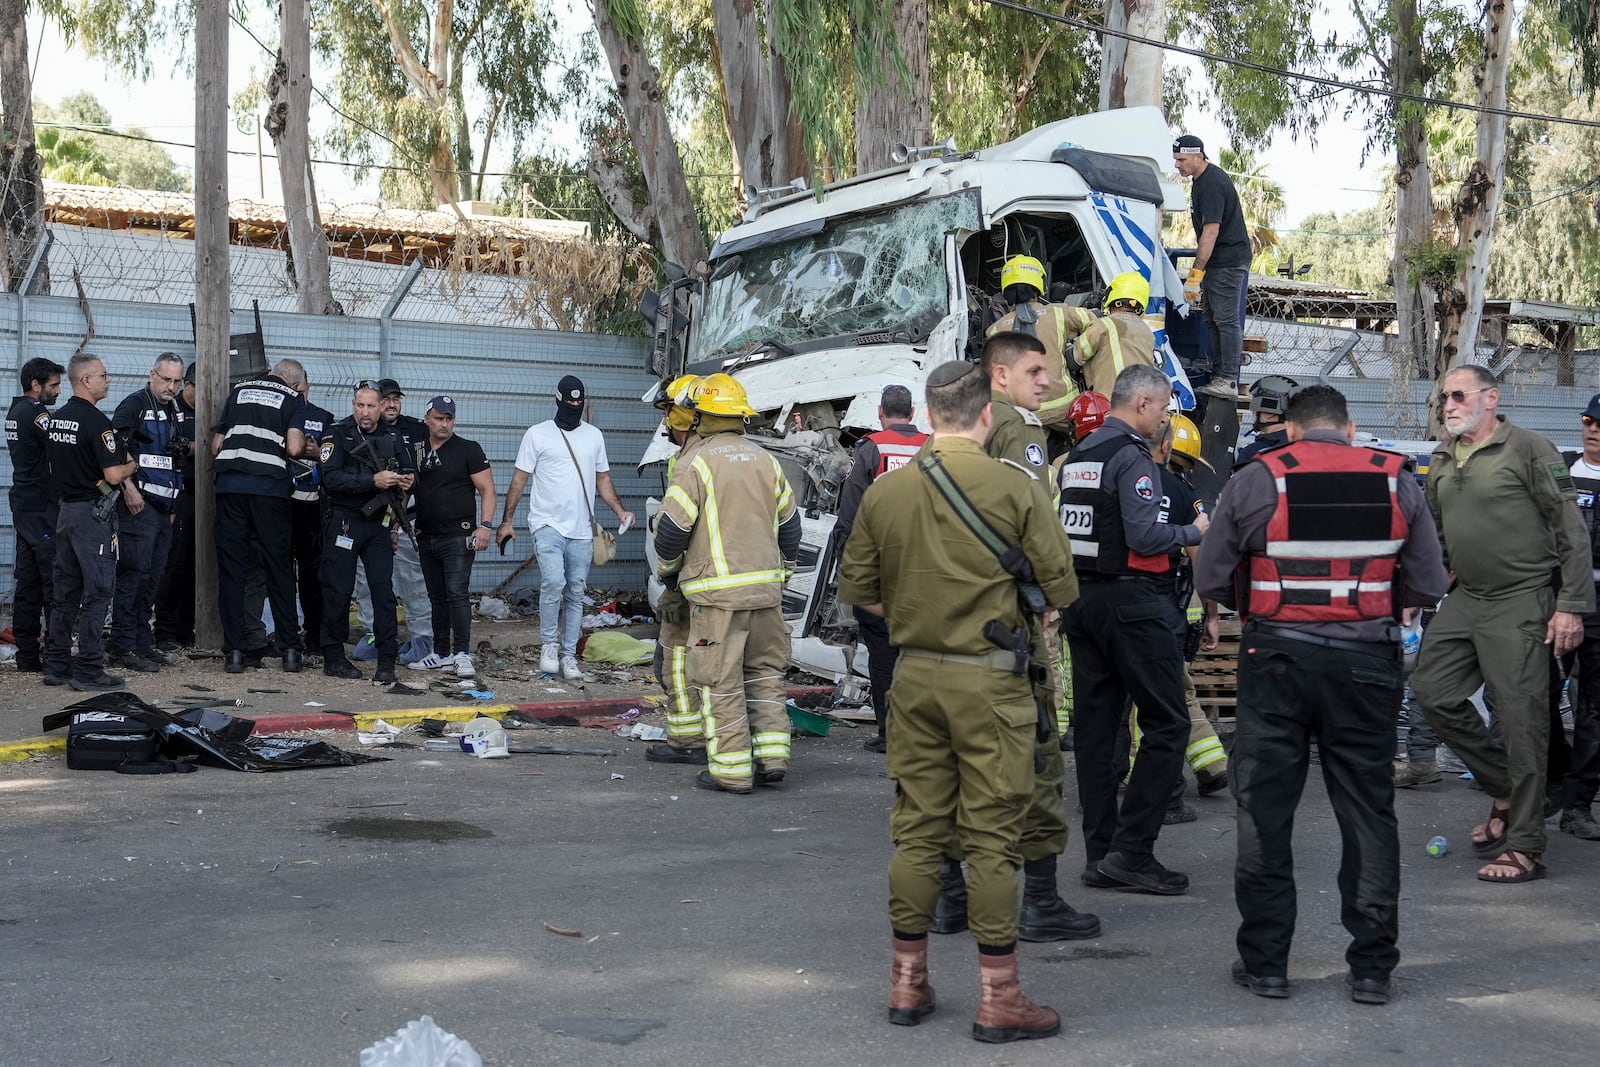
left=1239, top=439, right=1408, bottom=624
left=1072, top=311, right=1158, bottom=400
left=657, top=432, right=799, bottom=609
left=1059, top=418, right=1192, bottom=578
left=869, top=426, right=930, bottom=476
left=990, top=300, right=1095, bottom=426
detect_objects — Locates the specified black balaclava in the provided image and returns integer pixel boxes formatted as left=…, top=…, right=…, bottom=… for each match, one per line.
left=555, top=375, right=586, bottom=431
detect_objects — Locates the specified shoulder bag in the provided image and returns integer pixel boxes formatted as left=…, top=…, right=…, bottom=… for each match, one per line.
left=558, top=429, right=616, bottom=565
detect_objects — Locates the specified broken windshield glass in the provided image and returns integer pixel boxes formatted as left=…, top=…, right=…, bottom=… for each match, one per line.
left=691, top=191, right=980, bottom=363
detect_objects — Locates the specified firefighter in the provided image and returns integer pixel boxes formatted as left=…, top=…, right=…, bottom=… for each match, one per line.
left=1234, top=374, right=1300, bottom=468
left=1061, top=363, right=1206, bottom=895
left=654, top=373, right=802, bottom=793
left=643, top=374, right=708, bottom=766
left=1195, top=384, right=1446, bottom=1004
left=988, top=255, right=1094, bottom=435
left=1069, top=272, right=1160, bottom=400
left=834, top=384, right=930, bottom=753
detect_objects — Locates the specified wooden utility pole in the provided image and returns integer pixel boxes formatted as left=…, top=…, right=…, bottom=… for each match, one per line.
left=194, top=0, right=229, bottom=649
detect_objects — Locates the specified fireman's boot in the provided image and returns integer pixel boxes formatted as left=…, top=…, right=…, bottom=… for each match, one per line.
left=1018, top=856, right=1102, bottom=941
left=929, top=857, right=968, bottom=935
left=972, top=949, right=1061, bottom=1044
left=887, top=935, right=937, bottom=1026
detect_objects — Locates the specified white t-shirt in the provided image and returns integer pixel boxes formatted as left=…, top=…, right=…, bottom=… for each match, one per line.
left=514, top=420, right=610, bottom=539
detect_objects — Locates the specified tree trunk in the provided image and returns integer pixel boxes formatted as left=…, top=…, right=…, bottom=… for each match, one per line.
left=854, top=0, right=930, bottom=176
left=713, top=0, right=781, bottom=195
left=1389, top=0, right=1434, bottom=382
left=1434, top=0, right=1515, bottom=377
left=0, top=0, right=46, bottom=294
left=589, top=0, right=708, bottom=271
left=763, top=4, right=810, bottom=189
left=268, top=0, right=338, bottom=315
left=1099, top=0, right=1166, bottom=111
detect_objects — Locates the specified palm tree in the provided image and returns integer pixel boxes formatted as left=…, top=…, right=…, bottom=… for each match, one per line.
left=36, top=126, right=115, bottom=186
left=1218, top=146, right=1286, bottom=264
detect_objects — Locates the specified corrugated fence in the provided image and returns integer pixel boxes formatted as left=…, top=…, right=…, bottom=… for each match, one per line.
left=1, top=291, right=660, bottom=605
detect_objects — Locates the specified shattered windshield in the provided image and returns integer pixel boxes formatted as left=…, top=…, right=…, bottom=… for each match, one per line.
left=691, top=191, right=980, bottom=363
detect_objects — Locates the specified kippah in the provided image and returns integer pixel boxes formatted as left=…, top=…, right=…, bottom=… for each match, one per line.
left=926, top=360, right=978, bottom=389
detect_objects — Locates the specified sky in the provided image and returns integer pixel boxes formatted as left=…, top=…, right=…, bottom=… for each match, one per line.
left=25, top=7, right=1388, bottom=229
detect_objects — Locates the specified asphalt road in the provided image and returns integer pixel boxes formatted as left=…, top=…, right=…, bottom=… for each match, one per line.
left=3, top=728, right=1598, bottom=1067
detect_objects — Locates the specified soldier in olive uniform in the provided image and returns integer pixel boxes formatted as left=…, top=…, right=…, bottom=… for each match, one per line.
left=841, top=359, right=1079, bottom=1044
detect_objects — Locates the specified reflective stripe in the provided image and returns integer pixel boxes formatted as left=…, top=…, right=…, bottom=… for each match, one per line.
left=1267, top=539, right=1406, bottom=558
left=226, top=423, right=288, bottom=447
left=291, top=488, right=320, bottom=503
left=751, top=731, right=791, bottom=759
left=1068, top=538, right=1099, bottom=557
left=139, top=482, right=180, bottom=499
left=1187, top=734, right=1227, bottom=772
left=681, top=569, right=787, bottom=595
left=1251, top=579, right=1393, bottom=596
left=665, top=484, right=698, bottom=524
left=216, top=446, right=287, bottom=470
left=692, top=455, right=732, bottom=577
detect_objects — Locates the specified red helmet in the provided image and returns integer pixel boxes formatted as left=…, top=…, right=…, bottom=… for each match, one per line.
left=1067, top=391, right=1111, bottom=438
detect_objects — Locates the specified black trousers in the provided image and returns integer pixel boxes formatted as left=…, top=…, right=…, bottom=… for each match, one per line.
left=110, top=501, right=173, bottom=655
left=321, top=511, right=398, bottom=660
left=46, top=501, right=116, bottom=681
left=11, top=505, right=57, bottom=663
left=216, top=493, right=302, bottom=655
left=153, top=492, right=195, bottom=645
left=1560, top=612, right=1600, bottom=811
left=1233, top=624, right=1402, bottom=980
left=1063, top=579, right=1189, bottom=862
left=418, top=533, right=474, bottom=655
left=854, top=604, right=898, bottom=737
left=292, top=500, right=325, bottom=649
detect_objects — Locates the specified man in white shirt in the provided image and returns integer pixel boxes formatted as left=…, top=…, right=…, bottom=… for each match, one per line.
left=498, top=375, right=634, bottom=679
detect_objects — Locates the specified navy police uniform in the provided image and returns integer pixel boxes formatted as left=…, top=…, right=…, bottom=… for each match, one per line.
left=5, top=392, right=59, bottom=668
left=153, top=388, right=198, bottom=647
left=319, top=417, right=414, bottom=663
left=108, top=386, right=189, bottom=663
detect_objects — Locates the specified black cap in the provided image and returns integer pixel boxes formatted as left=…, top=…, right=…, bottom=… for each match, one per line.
left=427, top=395, right=456, bottom=417
left=376, top=378, right=404, bottom=398
left=1584, top=393, right=1600, bottom=421
left=1173, top=133, right=1206, bottom=159
left=926, top=361, right=978, bottom=389
left=557, top=375, right=586, bottom=403
left=184, top=362, right=197, bottom=384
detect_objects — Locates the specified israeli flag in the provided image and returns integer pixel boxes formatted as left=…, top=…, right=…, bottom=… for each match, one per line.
left=1090, top=192, right=1195, bottom=411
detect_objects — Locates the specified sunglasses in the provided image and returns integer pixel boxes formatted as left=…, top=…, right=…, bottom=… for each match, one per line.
left=355, top=379, right=382, bottom=391
left=1436, top=387, right=1488, bottom=406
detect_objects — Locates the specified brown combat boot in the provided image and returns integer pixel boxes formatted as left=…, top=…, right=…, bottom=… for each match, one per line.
left=972, top=949, right=1060, bottom=1043
left=887, top=935, right=936, bottom=1026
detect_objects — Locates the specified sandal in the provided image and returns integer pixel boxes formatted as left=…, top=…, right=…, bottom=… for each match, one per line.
left=1476, top=850, right=1547, bottom=884
left=1471, top=803, right=1511, bottom=858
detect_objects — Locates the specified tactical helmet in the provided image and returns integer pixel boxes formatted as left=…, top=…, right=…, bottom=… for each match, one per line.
left=1000, top=255, right=1046, bottom=296
left=1103, top=271, right=1151, bottom=316
left=1067, top=390, right=1111, bottom=438
left=689, top=372, right=758, bottom=418
left=1249, top=374, right=1301, bottom=416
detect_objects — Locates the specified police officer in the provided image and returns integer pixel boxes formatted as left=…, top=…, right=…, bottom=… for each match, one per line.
left=1061, top=363, right=1206, bottom=895
left=987, top=256, right=1094, bottom=433
left=153, top=363, right=198, bottom=650
left=1196, top=384, right=1446, bottom=1004
left=839, top=359, right=1078, bottom=1044
left=107, top=352, right=190, bottom=673
left=43, top=353, right=138, bottom=691
left=1069, top=272, right=1159, bottom=400
left=834, top=384, right=929, bottom=753
left=1234, top=374, right=1299, bottom=468
left=6, top=356, right=64, bottom=672
left=212, top=360, right=308, bottom=673
left=319, top=383, right=415, bottom=682
left=644, top=375, right=710, bottom=767
left=654, top=373, right=801, bottom=794
left=1557, top=394, right=1600, bottom=841
left=377, top=378, right=435, bottom=664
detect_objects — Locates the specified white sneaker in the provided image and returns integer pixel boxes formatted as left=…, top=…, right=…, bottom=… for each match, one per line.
left=407, top=652, right=452, bottom=671
left=539, top=642, right=559, bottom=674
left=560, top=654, right=584, bottom=681
left=453, top=652, right=476, bottom=679
left=1199, top=376, right=1237, bottom=399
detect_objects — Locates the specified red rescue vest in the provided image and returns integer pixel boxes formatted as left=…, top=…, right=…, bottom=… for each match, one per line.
left=1240, top=440, right=1408, bottom=624
left=869, top=427, right=930, bottom=477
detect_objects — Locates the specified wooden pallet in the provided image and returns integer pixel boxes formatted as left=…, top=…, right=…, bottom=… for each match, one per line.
left=1190, top=618, right=1241, bottom=722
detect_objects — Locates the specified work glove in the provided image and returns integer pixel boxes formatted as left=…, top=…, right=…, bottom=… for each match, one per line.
left=782, top=559, right=797, bottom=582
left=1183, top=267, right=1205, bottom=305
left=657, top=586, right=687, bottom=625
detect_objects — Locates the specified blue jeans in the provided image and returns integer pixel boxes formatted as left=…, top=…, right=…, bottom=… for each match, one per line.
left=110, top=502, right=175, bottom=655
left=1201, top=262, right=1249, bottom=381
left=534, top=526, right=591, bottom=655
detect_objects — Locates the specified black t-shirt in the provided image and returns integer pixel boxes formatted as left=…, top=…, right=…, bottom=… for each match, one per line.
left=46, top=395, right=124, bottom=502
left=414, top=434, right=491, bottom=535
left=6, top=394, right=58, bottom=511
left=1190, top=163, right=1252, bottom=269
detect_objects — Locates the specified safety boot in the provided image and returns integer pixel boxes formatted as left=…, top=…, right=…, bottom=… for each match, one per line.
left=1018, top=858, right=1101, bottom=941
left=929, top=858, right=968, bottom=935
left=1394, top=760, right=1442, bottom=788
left=887, top=935, right=936, bottom=1026
left=373, top=658, right=398, bottom=684
left=971, top=950, right=1060, bottom=1044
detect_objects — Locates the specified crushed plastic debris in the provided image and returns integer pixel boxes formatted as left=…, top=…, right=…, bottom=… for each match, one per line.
left=581, top=632, right=655, bottom=664
left=610, top=772, right=626, bottom=781
left=358, top=719, right=404, bottom=746
left=359, top=1014, right=481, bottom=1067
left=613, top=722, right=668, bottom=742
left=476, top=595, right=512, bottom=621
left=461, top=717, right=510, bottom=758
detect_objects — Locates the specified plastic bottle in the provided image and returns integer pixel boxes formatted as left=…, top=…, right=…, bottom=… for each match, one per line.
left=1426, top=835, right=1449, bottom=857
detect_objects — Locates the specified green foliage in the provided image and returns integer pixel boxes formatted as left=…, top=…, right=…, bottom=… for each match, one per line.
left=771, top=0, right=904, bottom=176
left=71, top=0, right=194, bottom=78
left=35, top=93, right=190, bottom=192
left=33, top=125, right=114, bottom=186
left=1175, top=0, right=1328, bottom=148
left=1271, top=207, right=1395, bottom=294
left=1402, top=238, right=1463, bottom=289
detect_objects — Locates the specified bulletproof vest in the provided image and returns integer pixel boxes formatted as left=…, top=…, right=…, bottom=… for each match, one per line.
left=1241, top=440, right=1408, bottom=624
left=868, top=427, right=929, bottom=477
left=292, top=404, right=335, bottom=503
left=1058, top=429, right=1171, bottom=578
left=1569, top=458, right=1600, bottom=575
left=128, top=392, right=185, bottom=510
left=326, top=421, right=403, bottom=512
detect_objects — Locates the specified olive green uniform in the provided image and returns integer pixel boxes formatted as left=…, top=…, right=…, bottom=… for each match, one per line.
left=841, top=435, right=1078, bottom=944
left=986, top=392, right=1071, bottom=863
left=1415, top=416, right=1595, bottom=857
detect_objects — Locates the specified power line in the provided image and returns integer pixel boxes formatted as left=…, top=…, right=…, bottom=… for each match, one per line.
left=979, top=0, right=1600, bottom=132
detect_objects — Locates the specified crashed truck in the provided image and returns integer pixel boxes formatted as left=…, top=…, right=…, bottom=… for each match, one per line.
left=638, top=106, right=1206, bottom=679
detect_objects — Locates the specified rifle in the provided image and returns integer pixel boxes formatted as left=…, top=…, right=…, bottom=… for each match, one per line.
left=348, top=433, right=418, bottom=555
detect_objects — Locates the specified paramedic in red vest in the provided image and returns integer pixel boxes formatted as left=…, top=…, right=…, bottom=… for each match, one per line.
left=1059, top=363, right=1206, bottom=896
left=835, top=384, right=930, bottom=752
left=1195, top=384, right=1446, bottom=1006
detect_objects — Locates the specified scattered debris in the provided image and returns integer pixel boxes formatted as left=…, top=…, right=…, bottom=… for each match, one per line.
left=359, top=1014, right=482, bottom=1067
left=542, top=921, right=583, bottom=938
left=508, top=744, right=613, bottom=757
left=610, top=772, right=626, bottom=781
left=477, top=595, right=512, bottom=621
left=358, top=719, right=404, bottom=746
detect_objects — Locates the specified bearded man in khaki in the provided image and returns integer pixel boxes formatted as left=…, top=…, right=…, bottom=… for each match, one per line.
left=1413, top=365, right=1593, bottom=883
